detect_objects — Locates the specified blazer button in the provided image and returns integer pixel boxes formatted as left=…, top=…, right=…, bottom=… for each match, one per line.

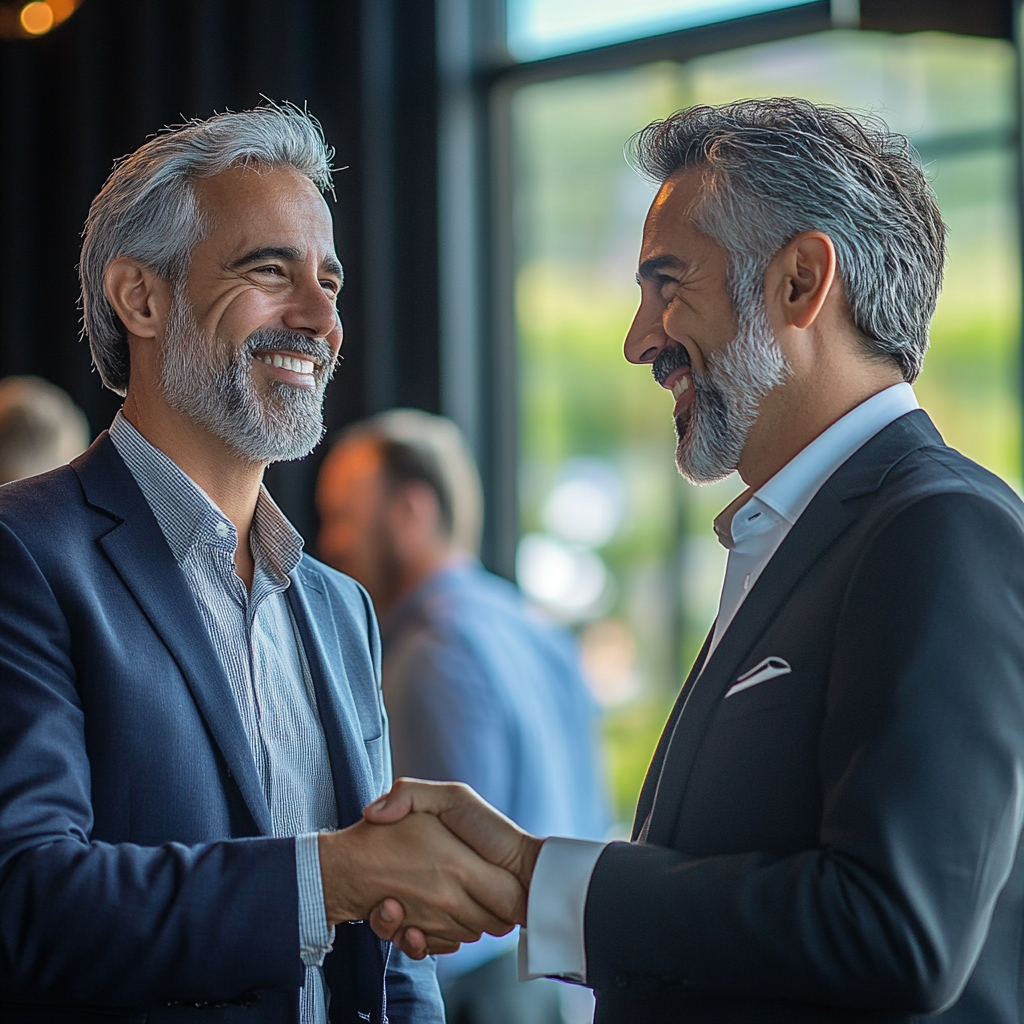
left=614, top=972, right=629, bottom=989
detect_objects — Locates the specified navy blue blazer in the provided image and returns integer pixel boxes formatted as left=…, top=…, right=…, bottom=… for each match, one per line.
left=0, top=433, right=443, bottom=1024
left=586, top=411, right=1024, bottom=1023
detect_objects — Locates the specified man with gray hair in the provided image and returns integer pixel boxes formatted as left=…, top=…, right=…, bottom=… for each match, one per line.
left=0, top=104, right=522, bottom=1024
left=316, top=409, right=607, bottom=1024
left=365, top=99, right=1024, bottom=1023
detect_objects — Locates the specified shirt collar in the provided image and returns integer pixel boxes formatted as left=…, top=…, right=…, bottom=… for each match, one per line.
left=108, top=410, right=303, bottom=578
left=714, top=382, right=918, bottom=547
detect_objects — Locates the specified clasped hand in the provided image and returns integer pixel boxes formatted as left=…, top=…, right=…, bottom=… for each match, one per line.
left=318, top=780, right=543, bottom=959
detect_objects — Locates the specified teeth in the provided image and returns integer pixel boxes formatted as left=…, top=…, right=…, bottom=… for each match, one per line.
left=671, top=376, right=690, bottom=400
left=259, top=354, right=316, bottom=375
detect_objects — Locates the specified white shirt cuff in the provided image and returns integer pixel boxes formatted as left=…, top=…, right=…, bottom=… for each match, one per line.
left=518, top=837, right=608, bottom=982
left=296, top=831, right=335, bottom=967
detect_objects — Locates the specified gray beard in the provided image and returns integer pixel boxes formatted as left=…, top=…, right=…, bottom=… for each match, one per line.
left=674, top=300, right=790, bottom=484
left=159, top=298, right=336, bottom=465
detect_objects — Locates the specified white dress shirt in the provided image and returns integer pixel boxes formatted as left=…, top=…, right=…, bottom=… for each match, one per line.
left=520, top=382, right=920, bottom=982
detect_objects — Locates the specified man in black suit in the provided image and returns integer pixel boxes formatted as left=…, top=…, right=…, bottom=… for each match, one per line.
left=364, top=98, right=1024, bottom=1023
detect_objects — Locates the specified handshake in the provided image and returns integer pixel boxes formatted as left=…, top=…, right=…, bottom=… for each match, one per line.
left=317, top=779, right=544, bottom=959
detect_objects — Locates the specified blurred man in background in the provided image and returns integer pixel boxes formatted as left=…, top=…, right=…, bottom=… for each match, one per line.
left=317, top=409, right=608, bottom=1024
left=0, top=375, right=89, bottom=484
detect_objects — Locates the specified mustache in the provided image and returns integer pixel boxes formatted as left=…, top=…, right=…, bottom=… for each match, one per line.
left=243, top=328, right=338, bottom=381
left=652, top=344, right=691, bottom=386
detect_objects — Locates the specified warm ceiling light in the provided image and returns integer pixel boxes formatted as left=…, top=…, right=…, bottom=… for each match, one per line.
left=47, top=0, right=76, bottom=22
left=20, top=1, right=54, bottom=34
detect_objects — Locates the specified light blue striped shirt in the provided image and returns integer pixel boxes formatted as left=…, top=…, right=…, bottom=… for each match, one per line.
left=109, top=412, right=335, bottom=1023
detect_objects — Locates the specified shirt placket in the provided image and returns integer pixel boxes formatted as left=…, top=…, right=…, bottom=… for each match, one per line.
left=249, top=556, right=300, bottom=838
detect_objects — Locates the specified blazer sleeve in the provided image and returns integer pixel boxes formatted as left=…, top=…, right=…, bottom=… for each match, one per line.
left=583, top=490, right=1024, bottom=1014
left=0, top=519, right=305, bottom=1007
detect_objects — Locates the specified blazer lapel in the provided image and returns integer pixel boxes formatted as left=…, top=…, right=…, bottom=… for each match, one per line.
left=287, top=565, right=376, bottom=828
left=73, top=435, right=273, bottom=836
left=642, top=410, right=944, bottom=847
left=632, top=628, right=713, bottom=841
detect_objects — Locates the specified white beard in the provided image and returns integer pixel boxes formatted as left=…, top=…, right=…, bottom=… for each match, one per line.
left=159, top=297, right=335, bottom=465
left=674, top=300, right=790, bottom=484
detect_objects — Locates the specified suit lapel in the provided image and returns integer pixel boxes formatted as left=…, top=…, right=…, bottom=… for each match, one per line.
left=632, top=629, right=712, bottom=841
left=74, top=435, right=273, bottom=836
left=642, top=410, right=944, bottom=848
left=287, top=565, right=375, bottom=828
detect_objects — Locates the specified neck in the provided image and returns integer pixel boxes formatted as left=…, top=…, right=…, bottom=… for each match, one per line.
left=737, top=342, right=903, bottom=493
left=378, top=549, right=467, bottom=618
left=122, top=391, right=265, bottom=589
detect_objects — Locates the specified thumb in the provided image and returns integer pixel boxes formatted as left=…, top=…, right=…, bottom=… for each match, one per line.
left=363, top=778, right=485, bottom=826
left=363, top=779, right=537, bottom=885
left=363, top=785, right=418, bottom=824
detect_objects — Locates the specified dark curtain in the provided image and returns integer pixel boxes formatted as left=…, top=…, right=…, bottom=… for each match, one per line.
left=0, top=0, right=439, bottom=541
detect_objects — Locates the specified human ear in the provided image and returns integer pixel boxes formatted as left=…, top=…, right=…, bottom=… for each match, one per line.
left=104, top=257, right=172, bottom=341
left=766, top=231, right=837, bottom=331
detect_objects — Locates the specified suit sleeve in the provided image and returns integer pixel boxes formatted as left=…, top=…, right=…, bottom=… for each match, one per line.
left=0, top=520, right=304, bottom=1007
left=583, top=491, right=1024, bottom=1013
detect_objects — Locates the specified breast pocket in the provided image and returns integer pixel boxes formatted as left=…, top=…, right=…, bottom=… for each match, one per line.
left=718, top=680, right=801, bottom=723
left=717, top=658, right=798, bottom=723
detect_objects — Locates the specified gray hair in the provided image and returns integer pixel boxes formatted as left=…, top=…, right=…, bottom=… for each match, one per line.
left=339, top=409, right=484, bottom=557
left=80, top=102, right=335, bottom=395
left=629, top=98, right=946, bottom=382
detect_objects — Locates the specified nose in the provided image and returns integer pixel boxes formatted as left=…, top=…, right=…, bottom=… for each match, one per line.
left=623, top=292, right=667, bottom=365
left=284, top=272, right=342, bottom=345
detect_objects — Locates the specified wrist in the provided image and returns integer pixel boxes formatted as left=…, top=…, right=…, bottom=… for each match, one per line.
left=517, top=835, right=544, bottom=893
left=318, top=829, right=361, bottom=926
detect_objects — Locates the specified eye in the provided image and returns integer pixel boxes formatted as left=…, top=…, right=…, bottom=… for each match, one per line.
left=657, top=274, right=679, bottom=297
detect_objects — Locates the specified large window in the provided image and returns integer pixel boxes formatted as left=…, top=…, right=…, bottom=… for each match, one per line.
left=506, top=0, right=818, bottom=59
left=508, top=28, right=1020, bottom=829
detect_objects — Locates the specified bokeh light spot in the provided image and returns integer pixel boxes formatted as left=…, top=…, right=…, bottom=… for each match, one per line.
left=48, top=0, right=76, bottom=23
left=20, top=1, right=54, bottom=34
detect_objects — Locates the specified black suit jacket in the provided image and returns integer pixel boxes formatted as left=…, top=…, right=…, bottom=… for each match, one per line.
left=0, top=434, right=443, bottom=1023
left=585, top=411, right=1024, bottom=1023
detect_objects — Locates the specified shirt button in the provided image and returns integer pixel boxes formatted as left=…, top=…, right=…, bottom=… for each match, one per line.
left=215, top=522, right=230, bottom=539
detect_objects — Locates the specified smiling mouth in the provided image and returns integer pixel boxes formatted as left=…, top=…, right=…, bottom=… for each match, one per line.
left=255, top=352, right=318, bottom=375
left=669, top=372, right=690, bottom=402
left=663, top=368, right=694, bottom=418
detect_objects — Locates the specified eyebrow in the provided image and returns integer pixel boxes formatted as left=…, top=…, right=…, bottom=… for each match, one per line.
left=228, top=246, right=345, bottom=283
left=636, top=254, right=690, bottom=284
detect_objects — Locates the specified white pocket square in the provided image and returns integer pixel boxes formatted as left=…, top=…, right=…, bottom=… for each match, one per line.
left=724, top=656, right=792, bottom=698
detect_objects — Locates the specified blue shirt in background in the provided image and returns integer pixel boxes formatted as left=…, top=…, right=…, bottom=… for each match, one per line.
left=380, top=562, right=609, bottom=980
